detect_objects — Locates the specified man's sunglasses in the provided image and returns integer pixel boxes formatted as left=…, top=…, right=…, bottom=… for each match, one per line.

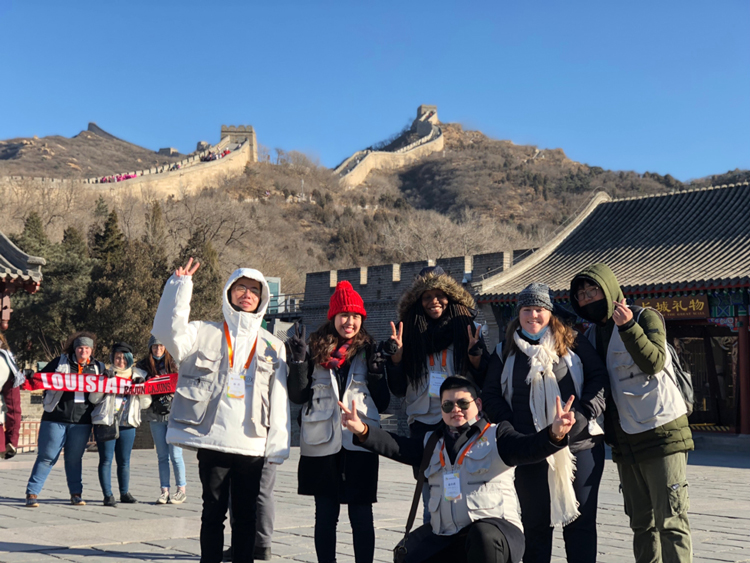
left=441, top=398, right=475, bottom=413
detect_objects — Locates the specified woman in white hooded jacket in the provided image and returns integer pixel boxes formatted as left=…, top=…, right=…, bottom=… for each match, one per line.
left=152, top=258, right=290, bottom=563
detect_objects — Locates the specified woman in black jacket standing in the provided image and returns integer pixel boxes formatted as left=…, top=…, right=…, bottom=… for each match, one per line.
left=287, top=281, right=390, bottom=563
left=482, top=283, right=607, bottom=563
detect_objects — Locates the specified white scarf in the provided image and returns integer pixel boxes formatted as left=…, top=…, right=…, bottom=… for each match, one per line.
left=505, top=329, right=580, bottom=527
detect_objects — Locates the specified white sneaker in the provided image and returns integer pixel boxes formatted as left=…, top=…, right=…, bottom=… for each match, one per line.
left=156, top=490, right=170, bottom=504
left=170, top=490, right=187, bottom=504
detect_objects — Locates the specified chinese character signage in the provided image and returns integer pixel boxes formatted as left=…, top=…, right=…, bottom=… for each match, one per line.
left=634, top=295, right=709, bottom=319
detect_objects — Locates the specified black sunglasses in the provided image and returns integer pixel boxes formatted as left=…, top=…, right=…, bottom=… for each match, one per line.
left=441, top=398, right=475, bottom=413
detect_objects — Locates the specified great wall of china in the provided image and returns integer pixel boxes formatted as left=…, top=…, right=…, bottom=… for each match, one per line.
left=0, top=106, right=444, bottom=197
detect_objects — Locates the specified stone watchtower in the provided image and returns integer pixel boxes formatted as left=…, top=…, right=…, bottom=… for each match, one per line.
left=414, top=105, right=439, bottom=137
left=220, top=125, right=258, bottom=162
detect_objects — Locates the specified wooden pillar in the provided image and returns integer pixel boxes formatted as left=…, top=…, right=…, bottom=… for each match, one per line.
left=739, top=314, right=750, bottom=435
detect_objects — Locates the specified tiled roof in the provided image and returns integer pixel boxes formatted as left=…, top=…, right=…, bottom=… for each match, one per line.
left=477, top=182, right=750, bottom=302
left=0, top=231, right=45, bottom=288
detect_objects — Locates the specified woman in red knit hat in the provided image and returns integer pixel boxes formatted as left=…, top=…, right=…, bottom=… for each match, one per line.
left=287, top=281, right=390, bottom=563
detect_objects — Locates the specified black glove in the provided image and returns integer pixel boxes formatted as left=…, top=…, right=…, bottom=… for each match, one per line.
left=153, top=394, right=173, bottom=416
left=288, top=322, right=307, bottom=363
left=468, top=341, right=483, bottom=357
left=380, top=338, right=399, bottom=357
left=368, top=344, right=387, bottom=375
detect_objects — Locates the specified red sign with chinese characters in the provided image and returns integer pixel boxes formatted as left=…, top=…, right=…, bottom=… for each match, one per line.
left=634, top=295, right=709, bottom=319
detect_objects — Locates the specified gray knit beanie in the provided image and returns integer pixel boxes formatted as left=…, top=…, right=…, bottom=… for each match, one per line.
left=517, top=283, right=554, bottom=311
left=148, top=335, right=163, bottom=348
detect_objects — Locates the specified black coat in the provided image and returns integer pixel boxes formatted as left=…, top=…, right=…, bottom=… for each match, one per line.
left=288, top=342, right=390, bottom=503
left=356, top=418, right=567, bottom=563
left=482, top=331, right=607, bottom=453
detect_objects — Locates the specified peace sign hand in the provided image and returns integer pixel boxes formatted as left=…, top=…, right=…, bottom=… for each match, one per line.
left=550, top=395, right=576, bottom=442
left=175, top=257, right=200, bottom=277
left=338, top=400, right=367, bottom=436
left=288, top=322, right=307, bottom=363
left=386, top=321, right=404, bottom=364
left=612, top=298, right=633, bottom=326
left=468, top=323, right=483, bottom=356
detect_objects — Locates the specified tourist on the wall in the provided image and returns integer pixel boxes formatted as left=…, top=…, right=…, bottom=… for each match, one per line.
left=481, top=283, right=608, bottom=563
left=0, top=332, right=23, bottom=460
left=136, top=336, right=187, bottom=505
left=385, top=266, right=490, bottom=521
left=339, top=375, right=578, bottom=563
left=569, top=263, right=693, bottom=563
left=287, top=281, right=390, bottom=563
left=90, top=342, right=152, bottom=507
left=152, top=259, right=290, bottom=563
left=24, top=332, right=106, bottom=507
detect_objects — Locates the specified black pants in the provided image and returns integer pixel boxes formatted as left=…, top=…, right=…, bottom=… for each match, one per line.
left=402, top=521, right=510, bottom=563
left=314, top=495, right=374, bottom=563
left=514, top=441, right=605, bottom=563
left=198, top=449, right=264, bottom=563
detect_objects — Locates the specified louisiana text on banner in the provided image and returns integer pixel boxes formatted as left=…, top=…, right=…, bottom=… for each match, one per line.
left=21, top=373, right=178, bottom=395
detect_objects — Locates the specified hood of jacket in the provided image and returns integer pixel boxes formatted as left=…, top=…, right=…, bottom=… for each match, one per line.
left=222, top=268, right=270, bottom=341
left=570, top=263, right=625, bottom=322
left=397, top=271, right=476, bottom=320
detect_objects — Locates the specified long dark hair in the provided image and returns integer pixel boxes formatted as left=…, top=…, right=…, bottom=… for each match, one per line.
left=63, top=331, right=97, bottom=362
left=309, top=319, right=373, bottom=366
left=401, top=301, right=475, bottom=387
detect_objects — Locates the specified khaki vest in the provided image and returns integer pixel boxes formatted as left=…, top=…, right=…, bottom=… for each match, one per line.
left=425, top=424, right=522, bottom=536
left=404, top=347, right=455, bottom=426
left=300, top=352, right=380, bottom=457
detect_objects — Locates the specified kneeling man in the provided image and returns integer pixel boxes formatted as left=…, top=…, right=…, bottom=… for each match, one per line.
left=340, top=376, right=575, bottom=563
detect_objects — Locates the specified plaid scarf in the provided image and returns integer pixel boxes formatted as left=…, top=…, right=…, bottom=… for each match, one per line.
left=321, top=339, right=352, bottom=370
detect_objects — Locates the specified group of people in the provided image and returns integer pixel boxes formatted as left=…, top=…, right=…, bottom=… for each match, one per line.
left=99, top=172, right=138, bottom=183
left=2, top=259, right=694, bottom=563
left=21, top=333, right=186, bottom=508
left=200, top=148, right=231, bottom=162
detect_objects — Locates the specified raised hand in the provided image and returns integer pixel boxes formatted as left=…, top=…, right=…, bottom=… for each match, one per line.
left=387, top=321, right=404, bottom=364
left=550, top=395, right=576, bottom=441
left=468, top=323, right=482, bottom=356
left=612, top=298, right=633, bottom=326
left=175, top=257, right=200, bottom=277
left=338, top=399, right=367, bottom=436
left=288, top=322, right=307, bottom=363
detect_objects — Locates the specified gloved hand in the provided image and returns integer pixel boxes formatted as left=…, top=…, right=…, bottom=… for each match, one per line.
left=288, top=322, right=307, bottom=363
left=380, top=338, right=400, bottom=357
left=153, top=394, right=173, bottom=416
left=468, top=324, right=483, bottom=357
left=368, top=344, right=387, bottom=375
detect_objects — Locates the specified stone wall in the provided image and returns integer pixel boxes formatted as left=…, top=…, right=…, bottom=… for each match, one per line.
left=221, top=125, right=257, bottom=163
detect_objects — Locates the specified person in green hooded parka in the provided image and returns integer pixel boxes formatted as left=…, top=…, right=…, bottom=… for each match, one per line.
left=569, top=263, right=693, bottom=563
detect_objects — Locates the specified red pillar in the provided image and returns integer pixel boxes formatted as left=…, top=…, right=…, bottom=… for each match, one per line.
left=739, top=314, right=750, bottom=435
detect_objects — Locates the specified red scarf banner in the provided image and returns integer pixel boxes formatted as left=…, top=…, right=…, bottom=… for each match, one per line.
left=21, top=373, right=178, bottom=395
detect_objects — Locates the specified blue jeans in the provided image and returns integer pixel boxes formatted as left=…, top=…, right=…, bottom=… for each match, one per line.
left=26, top=421, right=92, bottom=496
left=96, top=426, right=136, bottom=497
left=149, top=421, right=186, bottom=488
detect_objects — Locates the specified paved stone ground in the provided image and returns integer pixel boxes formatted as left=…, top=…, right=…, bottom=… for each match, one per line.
left=1, top=445, right=748, bottom=562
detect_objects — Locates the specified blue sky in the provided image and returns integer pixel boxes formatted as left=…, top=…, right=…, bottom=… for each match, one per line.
left=1, top=0, right=748, bottom=181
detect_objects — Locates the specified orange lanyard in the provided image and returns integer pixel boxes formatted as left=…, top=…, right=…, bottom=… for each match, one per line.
left=223, top=321, right=258, bottom=370
left=429, top=349, right=448, bottom=369
left=439, top=422, right=491, bottom=468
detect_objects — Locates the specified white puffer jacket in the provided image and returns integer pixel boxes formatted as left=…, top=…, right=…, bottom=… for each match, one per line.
left=152, top=268, right=290, bottom=463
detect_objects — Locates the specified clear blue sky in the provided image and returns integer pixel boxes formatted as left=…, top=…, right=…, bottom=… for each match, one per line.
left=1, top=0, right=748, bottom=181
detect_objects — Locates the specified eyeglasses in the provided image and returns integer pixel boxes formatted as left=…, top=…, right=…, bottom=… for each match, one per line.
left=233, top=284, right=261, bottom=297
left=573, top=287, right=601, bottom=302
left=441, top=398, right=475, bottom=413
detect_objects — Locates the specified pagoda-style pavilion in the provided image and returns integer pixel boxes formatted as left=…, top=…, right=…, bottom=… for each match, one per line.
left=474, top=182, right=750, bottom=434
left=0, top=231, right=45, bottom=330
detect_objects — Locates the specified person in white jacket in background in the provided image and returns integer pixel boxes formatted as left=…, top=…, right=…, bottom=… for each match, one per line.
left=152, top=258, right=290, bottom=563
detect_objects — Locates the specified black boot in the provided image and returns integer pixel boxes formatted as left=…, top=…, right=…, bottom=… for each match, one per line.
left=103, top=495, right=117, bottom=507
left=120, top=492, right=138, bottom=504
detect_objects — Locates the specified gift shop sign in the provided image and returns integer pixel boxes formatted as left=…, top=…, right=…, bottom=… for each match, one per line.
left=634, top=295, right=709, bottom=320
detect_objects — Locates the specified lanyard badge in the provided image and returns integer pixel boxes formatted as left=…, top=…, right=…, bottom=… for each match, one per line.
left=428, top=350, right=448, bottom=398
left=223, top=322, right=257, bottom=399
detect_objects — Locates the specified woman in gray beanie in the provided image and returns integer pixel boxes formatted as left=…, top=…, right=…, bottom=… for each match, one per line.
left=482, top=283, right=608, bottom=563
left=135, top=335, right=186, bottom=504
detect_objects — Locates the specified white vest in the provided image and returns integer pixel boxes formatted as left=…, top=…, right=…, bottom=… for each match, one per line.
left=404, top=347, right=456, bottom=426
left=424, top=424, right=522, bottom=536
left=588, top=324, right=686, bottom=434
left=300, top=352, right=380, bottom=457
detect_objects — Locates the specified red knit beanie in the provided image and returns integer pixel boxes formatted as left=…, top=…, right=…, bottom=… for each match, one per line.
left=328, top=281, right=367, bottom=320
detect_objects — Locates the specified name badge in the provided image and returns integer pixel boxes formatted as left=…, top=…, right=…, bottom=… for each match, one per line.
left=443, top=471, right=462, bottom=502
left=227, top=372, right=245, bottom=399
left=429, top=372, right=447, bottom=398
left=74, top=391, right=85, bottom=404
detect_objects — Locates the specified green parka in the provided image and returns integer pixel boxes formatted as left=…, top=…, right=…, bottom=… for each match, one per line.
left=570, top=263, right=693, bottom=465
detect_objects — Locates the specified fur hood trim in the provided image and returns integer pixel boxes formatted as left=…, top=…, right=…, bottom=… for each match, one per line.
left=397, top=272, right=476, bottom=320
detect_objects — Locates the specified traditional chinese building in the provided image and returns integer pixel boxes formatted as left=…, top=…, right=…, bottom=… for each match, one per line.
left=0, top=231, right=45, bottom=330
left=474, top=182, right=750, bottom=435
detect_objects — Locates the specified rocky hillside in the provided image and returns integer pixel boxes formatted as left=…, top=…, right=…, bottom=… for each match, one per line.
left=0, top=123, right=183, bottom=179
